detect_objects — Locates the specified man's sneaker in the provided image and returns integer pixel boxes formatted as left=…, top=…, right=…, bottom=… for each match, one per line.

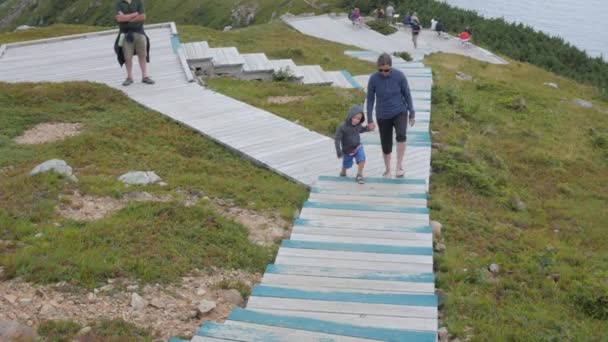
left=142, top=77, right=155, bottom=85
left=122, top=78, right=133, bottom=86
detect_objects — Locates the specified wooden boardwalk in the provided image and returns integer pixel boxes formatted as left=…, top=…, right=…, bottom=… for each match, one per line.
left=1, top=22, right=437, bottom=341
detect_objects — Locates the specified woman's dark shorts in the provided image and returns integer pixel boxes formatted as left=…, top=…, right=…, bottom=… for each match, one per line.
left=377, top=112, right=407, bottom=154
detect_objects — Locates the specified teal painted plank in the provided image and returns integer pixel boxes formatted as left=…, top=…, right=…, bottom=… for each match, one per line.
left=309, top=187, right=428, bottom=199
left=252, top=285, right=437, bottom=306
left=168, top=338, right=188, bottom=342
left=198, top=321, right=348, bottom=341
left=341, top=70, right=362, bottom=89
left=318, top=175, right=425, bottom=185
left=228, top=308, right=436, bottom=342
left=293, top=218, right=432, bottom=233
left=281, top=240, right=433, bottom=255
left=266, top=264, right=435, bottom=282
left=303, top=201, right=429, bottom=215
left=170, top=35, right=180, bottom=53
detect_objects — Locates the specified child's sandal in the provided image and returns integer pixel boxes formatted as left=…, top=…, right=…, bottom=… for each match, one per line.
left=355, top=174, right=364, bottom=184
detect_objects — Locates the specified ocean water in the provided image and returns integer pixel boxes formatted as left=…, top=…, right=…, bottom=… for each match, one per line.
left=442, top=0, right=608, bottom=60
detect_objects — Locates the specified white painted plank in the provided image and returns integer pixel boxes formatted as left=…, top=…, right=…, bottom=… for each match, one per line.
left=289, top=233, right=430, bottom=247
left=278, top=247, right=433, bottom=265
left=247, top=297, right=436, bottom=319
left=261, top=273, right=434, bottom=294
left=274, top=256, right=432, bottom=273
left=223, top=321, right=381, bottom=342
left=248, top=308, right=437, bottom=332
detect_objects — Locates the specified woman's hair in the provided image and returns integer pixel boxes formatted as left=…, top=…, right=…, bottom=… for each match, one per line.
left=377, top=53, right=392, bottom=67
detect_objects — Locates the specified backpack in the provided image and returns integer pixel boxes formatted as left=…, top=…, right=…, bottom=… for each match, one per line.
left=412, top=21, right=421, bottom=32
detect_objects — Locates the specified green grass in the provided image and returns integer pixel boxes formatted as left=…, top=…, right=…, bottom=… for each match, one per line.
left=0, top=81, right=307, bottom=288
left=179, top=22, right=373, bottom=75
left=38, top=319, right=154, bottom=341
left=426, top=54, right=608, bottom=340
left=0, top=24, right=108, bottom=44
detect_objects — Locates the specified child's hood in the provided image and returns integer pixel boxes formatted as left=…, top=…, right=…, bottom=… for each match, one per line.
left=345, top=104, right=365, bottom=125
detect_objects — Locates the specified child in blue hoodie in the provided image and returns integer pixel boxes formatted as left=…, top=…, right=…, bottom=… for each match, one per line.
left=335, top=105, right=371, bottom=184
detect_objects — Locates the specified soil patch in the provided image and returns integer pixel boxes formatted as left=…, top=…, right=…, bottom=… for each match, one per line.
left=57, top=191, right=172, bottom=221
left=14, top=123, right=83, bottom=145
left=214, top=201, right=290, bottom=247
left=267, top=96, right=309, bottom=105
left=0, top=269, right=261, bottom=341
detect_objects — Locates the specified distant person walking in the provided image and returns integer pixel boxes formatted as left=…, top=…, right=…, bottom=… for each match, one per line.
left=115, top=0, right=154, bottom=86
left=435, top=18, right=445, bottom=36
left=366, top=53, right=416, bottom=178
left=411, top=17, right=421, bottom=48
left=386, top=4, right=395, bottom=23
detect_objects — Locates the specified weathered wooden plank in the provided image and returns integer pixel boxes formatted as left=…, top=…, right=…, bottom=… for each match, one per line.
left=197, top=321, right=377, bottom=342
left=265, top=264, right=434, bottom=282
left=292, top=225, right=431, bottom=241
left=274, top=256, right=432, bottom=273
left=261, top=273, right=435, bottom=294
left=289, top=232, right=430, bottom=248
left=247, top=297, right=436, bottom=319
left=227, top=308, right=436, bottom=341
left=278, top=247, right=432, bottom=264
left=245, top=308, right=437, bottom=332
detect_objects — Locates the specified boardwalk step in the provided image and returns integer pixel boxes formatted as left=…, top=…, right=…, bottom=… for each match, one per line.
left=226, top=308, right=436, bottom=341
left=295, top=65, right=333, bottom=85
left=268, top=59, right=305, bottom=79
left=291, top=225, right=431, bottom=240
left=307, top=192, right=427, bottom=207
left=293, top=216, right=432, bottom=232
left=265, top=264, right=434, bottom=283
left=196, top=321, right=374, bottom=342
left=261, top=273, right=434, bottom=294
left=278, top=247, right=432, bottom=265
left=288, top=232, right=430, bottom=247
left=324, top=70, right=356, bottom=88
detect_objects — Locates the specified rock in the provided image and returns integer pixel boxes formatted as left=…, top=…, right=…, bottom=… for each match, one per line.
left=34, top=233, right=43, bottom=238
left=126, top=285, right=139, bottom=292
left=15, top=25, right=34, bottom=31
left=488, top=263, right=500, bottom=275
left=510, top=196, right=527, bottom=211
left=149, top=298, right=165, bottom=309
left=430, top=220, right=442, bottom=241
left=431, top=143, right=445, bottom=151
left=18, top=298, right=33, bottom=305
left=195, top=288, right=207, bottom=296
left=0, top=320, right=38, bottom=341
left=118, top=171, right=162, bottom=185
left=130, top=293, right=148, bottom=311
left=456, top=71, right=473, bottom=81
left=197, top=300, right=216, bottom=316
left=99, top=284, right=113, bottom=292
left=223, top=25, right=233, bottom=32
left=438, top=326, right=449, bottom=342
left=186, top=310, right=198, bottom=320
left=510, top=97, right=527, bottom=112
left=575, top=98, right=593, bottom=108
left=221, top=289, right=245, bottom=307
left=3, top=295, right=17, bottom=305
left=77, top=326, right=92, bottom=336
left=30, top=159, right=77, bottom=181
left=434, top=243, right=446, bottom=253
left=543, top=82, right=558, bottom=89
left=86, top=293, right=97, bottom=303
left=39, top=304, right=57, bottom=316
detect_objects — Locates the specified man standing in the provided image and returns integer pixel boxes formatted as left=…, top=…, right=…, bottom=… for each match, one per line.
left=115, top=0, right=154, bottom=86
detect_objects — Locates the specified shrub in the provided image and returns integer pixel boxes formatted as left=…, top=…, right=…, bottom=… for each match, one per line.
left=367, top=20, right=397, bottom=35
left=272, top=68, right=298, bottom=82
left=393, top=51, right=413, bottom=61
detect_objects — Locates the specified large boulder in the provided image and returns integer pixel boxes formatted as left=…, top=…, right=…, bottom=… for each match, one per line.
left=30, top=159, right=77, bottom=181
left=118, top=171, right=162, bottom=185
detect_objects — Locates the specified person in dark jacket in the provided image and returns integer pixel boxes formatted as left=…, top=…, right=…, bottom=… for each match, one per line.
left=366, top=53, right=415, bottom=178
left=335, top=104, right=371, bottom=184
left=115, top=0, right=154, bottom=86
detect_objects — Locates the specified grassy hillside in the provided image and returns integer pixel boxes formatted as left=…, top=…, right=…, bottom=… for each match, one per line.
left=1, top=19, right=607, bottom=340
left=0, top=81, right=308, bottom=287
left=0, top=0, right=343, bottom=30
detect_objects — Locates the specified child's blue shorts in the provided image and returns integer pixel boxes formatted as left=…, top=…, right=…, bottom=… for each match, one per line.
left=342, top=145, right=366, bottom=169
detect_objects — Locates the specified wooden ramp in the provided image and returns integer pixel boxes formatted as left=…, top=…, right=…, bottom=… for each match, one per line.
left=0, top=22, right=437, bottom=341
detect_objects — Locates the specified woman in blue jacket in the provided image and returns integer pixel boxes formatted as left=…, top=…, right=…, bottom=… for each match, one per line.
left=366, top=53, right=416, bottom=178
